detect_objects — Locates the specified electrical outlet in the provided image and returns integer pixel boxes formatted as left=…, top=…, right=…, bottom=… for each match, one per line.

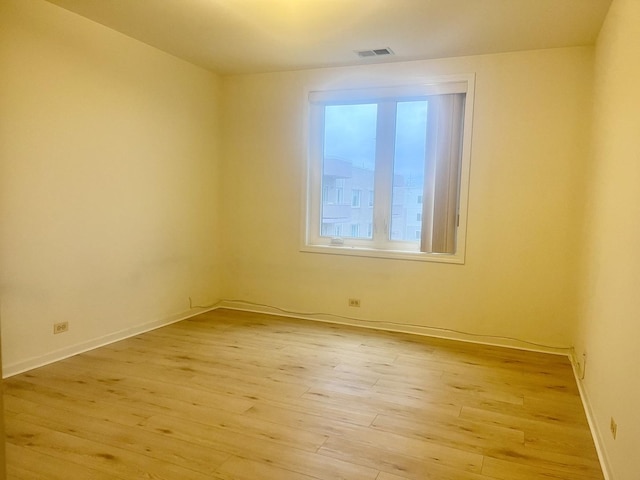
left=610, top=417, right=617, bottom=439
left=53, top=321, right=69, bottom=334
left=348, top=298, right=361, bottom=307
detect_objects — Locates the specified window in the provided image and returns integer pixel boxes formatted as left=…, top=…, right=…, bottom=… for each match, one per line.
left=351, top=189, right=361, bottom=207
left=304, top=75, right=474, bottom=263
left=335, top=179, right=344, bottom=204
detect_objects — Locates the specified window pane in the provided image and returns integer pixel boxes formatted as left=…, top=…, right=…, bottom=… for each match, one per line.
left=321, top=104, right=376, bottom=238
left=391, top=101, right=427, bottom=242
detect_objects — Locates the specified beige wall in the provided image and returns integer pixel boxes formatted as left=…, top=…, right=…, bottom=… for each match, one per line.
left=0, top=0, right=223, bottom=373
left=576, top=0, right=640, bottom=478
left=5, top=1, right=635, bottom=477
left=220, top=47, right=593, bottom=350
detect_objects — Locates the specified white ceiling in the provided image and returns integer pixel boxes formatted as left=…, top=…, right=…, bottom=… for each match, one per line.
left=45, top=0, right=612, bottom=75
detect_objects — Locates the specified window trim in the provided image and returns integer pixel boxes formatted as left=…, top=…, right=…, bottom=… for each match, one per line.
left=301, top=73, right=475, bottom=264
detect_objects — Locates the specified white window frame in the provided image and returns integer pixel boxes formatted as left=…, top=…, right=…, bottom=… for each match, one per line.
left=302, top=74, right=475, bottom=264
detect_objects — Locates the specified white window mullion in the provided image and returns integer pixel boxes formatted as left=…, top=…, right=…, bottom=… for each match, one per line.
left=372, top=101, right=396, bottom=249
left=420, top=97, right=438, bottom=253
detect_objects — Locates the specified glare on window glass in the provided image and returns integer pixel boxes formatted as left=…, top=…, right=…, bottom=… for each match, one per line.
left=321, top=104, right=376, bottom=239
left=391, top=101, right=428, bottom=242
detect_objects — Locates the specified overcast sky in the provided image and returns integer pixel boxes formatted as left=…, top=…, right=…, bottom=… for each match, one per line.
left=323, top=101, right=428, bottom=178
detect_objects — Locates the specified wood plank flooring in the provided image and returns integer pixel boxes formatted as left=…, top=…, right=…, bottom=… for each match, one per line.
left=3, top=309, right=604, bottom=479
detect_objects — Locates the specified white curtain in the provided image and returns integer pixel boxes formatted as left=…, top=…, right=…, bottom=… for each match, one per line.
left=421, top=93, right=465, bottom=254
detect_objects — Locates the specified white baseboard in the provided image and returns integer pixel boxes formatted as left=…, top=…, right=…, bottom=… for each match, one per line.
left=3, top=299, right=571, bottom=373
left=2, top=306, right=217, bottom=378
left=3, top=300, right=570, bottom=379
left=569, top=352, right=613, bottom=480
left=218, top=300, right=571, bottom=356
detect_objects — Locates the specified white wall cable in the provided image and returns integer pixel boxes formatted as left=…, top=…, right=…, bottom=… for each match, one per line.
left=189, top=297, right=573, bottom=352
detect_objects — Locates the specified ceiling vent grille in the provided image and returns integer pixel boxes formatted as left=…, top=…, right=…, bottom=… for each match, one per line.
left=356, top=47, right=394, bottom=58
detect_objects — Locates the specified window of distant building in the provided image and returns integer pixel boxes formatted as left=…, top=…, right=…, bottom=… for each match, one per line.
left=351, top=189, right=361, bottom=207
left=303, top=75, right=474, bottom=263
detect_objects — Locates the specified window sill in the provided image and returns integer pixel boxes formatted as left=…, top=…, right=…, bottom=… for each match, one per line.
left=300, top=244, right=465, bottom=264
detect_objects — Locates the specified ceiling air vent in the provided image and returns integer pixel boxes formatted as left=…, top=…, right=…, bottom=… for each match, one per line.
left=356, top=47, right=394, bottom=58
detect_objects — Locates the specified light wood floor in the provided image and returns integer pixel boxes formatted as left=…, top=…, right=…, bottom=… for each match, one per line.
left=4, top=309, right=603, bottom=479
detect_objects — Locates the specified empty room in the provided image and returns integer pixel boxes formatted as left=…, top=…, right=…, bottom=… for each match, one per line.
left=0, top=0, right=638, bottom=479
